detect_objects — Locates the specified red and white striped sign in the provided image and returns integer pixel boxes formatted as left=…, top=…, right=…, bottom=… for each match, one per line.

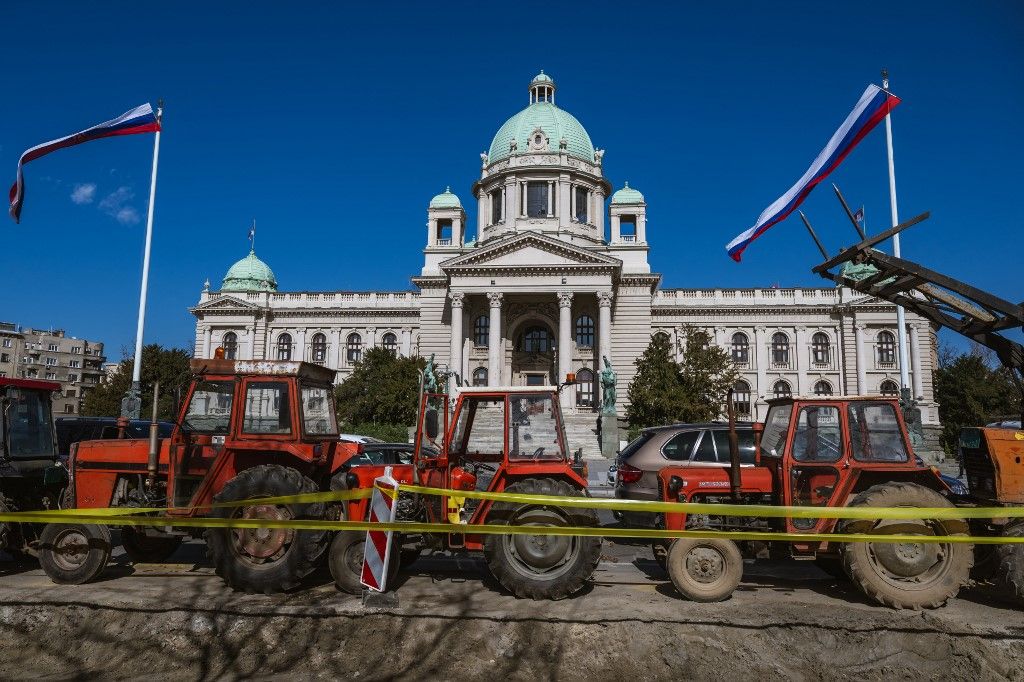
left=361, top=467, right=399, bottom=592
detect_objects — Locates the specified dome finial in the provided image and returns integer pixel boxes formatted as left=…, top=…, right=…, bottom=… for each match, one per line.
left=624, top=181, right=630, bottom=188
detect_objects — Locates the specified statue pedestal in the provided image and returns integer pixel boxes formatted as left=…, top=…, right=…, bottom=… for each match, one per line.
left=599, top=412, right=620, bottom=460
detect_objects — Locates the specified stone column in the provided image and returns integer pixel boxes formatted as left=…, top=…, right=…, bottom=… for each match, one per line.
left=295, top=329, right=307, bottom=362
left=329, top=329, right=340, bottom=370
left=368, top=327, right=378, bottom=349
left=909, top=324, right=924, bottom=399
left=558, top=174, right=571, bottom=229
left=594, top=190, right=605, bottom=235
left=202, top=327, right=212, bottom=359
left=638, top=212, right=647, bottom=244
left=449, top=292, right=465, bottom=389
left=795, top=326, right=808, bottom=395
left=425, top=219, right=433, bottom=247
left=245, top=326, right=255, bottom=360
left=597, top=291, right=613, bottom=366
left=854, top=324, right=867, bottom=395
left=477, top=190, right=487, bottom=234
left=569, top=183, right=576, bottom=221
left=487, top=292, right=504, bottom=386
left=401, top=327, right=412, bottom=357
left=754, top=326, right=768, bottom=417
left=546, top=180, right=554, bottom=217
left=610, top=214, right=621, bottom=244
left=558, top=292, right=574, bottom=393
left=519, top=182, right=527, bottom=218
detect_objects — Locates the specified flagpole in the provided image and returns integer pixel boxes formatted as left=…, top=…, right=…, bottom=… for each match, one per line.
left=122, top=101, right=162, bottom=419
left=882, top=70, right=912, bottom=396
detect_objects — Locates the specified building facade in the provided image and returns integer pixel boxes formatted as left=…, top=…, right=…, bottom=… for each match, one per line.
left=192, top=73, right=940, bottom=453
left=0, top=322, right=107, bottom=414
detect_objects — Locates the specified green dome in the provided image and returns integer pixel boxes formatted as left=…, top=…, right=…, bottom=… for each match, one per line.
left=429, top=186, right=462, bottom=209
left=221, top=249, right=277, bottom=292
left=611, top=182, right=644, bottom=205
left=531, top=70, right=553, bottom=84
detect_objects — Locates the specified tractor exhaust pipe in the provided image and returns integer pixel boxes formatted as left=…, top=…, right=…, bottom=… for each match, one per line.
left=146, top=381, right=160, bottom=491
left=726, top=389, right=742, bottom=501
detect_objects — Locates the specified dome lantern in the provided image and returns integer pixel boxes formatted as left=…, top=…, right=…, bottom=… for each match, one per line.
left=529, top=70, right=555, bottom=104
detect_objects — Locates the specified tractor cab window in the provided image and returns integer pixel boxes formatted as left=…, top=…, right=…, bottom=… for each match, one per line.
left=243, top=381, right=292, bottom=435
left=508, top=393, right=563, bottom=460
left=3, top=387, right=55, bottom=458
left=301, top=384, right=338, bottom=436
left=760, top=404, right=792, bottom=458
left=182, top=380, right=235, bottom=434
left=848, top=402, right=909, bottom=462
left=792, top=405, right=842, bottom=462
left=449, top=396, right=505, bottom=461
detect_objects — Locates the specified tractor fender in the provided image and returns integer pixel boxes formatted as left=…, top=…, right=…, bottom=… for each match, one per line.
left=843, top=468, right=948, bottom=502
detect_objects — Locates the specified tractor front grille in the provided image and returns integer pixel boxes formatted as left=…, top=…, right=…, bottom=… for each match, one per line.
left=962, top=440, right=997, bottom=501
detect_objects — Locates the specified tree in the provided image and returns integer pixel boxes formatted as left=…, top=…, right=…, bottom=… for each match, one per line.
left=626, top=328, right=738, bottom=430
left=934, top=343, right=1022, bottom=452
left=82, top=344, right=192, bottom=420
left=334, top=348, right=430, bottom=439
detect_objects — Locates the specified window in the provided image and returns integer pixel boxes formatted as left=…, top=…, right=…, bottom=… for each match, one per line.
left=2, top=339, right=11, bottom=348
left=244, top=381, right=292, bottom=434
left=526, top=182, right=548, bottom=218
left=693, top=431, right=717, bottom=462
left=576, top=368, right=594, bottom=407
left=65, top=404, right=75, bottom=414
left=301, top=385, right=338, bottom=436
left=473, top=316, right=489, bottom=347
left=183, top=380, right=235, bottom=433
left=382, top=332, right=398, bottom=355
left=731, top=332, right=749, bottom=364
left=66, top=389, right=76, bottom=398
left=813, top=380, right=833, bottom=396
left=69, top=360, right=81, bottom=368
left=45, top=372, right=56, bottom=380
left=71, top=346, right=81, bottom=354
left=508, top=393, right=563, bottom=460
left=792, top=405, right=842, bottom=462
left=310, top=333, right=327, bottom=363
left=472, top=367, right=488, bottom=386
left=520, top=325, right=552, bottom=353
left=223, top=332, right=238, bottom=360
left=490, top=189, right=503, bottom=224
left=662, top=430, right=701, bottom=461
left=711, top=430, right=757, bottom=464
left=848, top=402, right=909, bottom=462
left=574, top=186, right=589, bottom=223
left=0, top=354, right=8, bottom=363
left=811, top=332, right=830, bottom=365
left=67, top=374, right=78, bottom=382
left=772, top=380, right=792, bottom=399
left=575, top=315, right=594, bottom=348
left=450, top=395, right=505, bottom=458
left=276, top=333, right=292, bottom=361
left=347, top=333, right=362, bottom=363
left=654, top=331, right=671, bottom=346
left=45, top=357, right=56, bottom=366
left=880, top=380, right=900, bottom=397
left=877, top=331, right=897, bottom=365
left=732, top=379, right=751, bottom=417
left=48, top=343, right=58, bottom=352
left=771, top=332, right=790, bottom=366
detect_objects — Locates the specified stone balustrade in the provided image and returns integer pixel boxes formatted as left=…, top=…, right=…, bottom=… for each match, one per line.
left=653, top=287, right=844, bottom=307
left=227, top=290, right=421, bottom=309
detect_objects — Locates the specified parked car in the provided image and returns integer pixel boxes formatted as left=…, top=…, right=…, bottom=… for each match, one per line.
left=344, top=442, right=416, bottom=467
left=55, top=417, right=175, bottom=461
left=339, top=434, right=385, bottom=444
left=614, top=422, right=756, bottom=527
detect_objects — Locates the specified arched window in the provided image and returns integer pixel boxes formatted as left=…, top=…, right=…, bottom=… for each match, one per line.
left=732, top=379, right=751, bottom=417
left=771, top=332, right=790, bottom=366
left=772, top=380, right=792, bottom=399
left=575, top=315, right=594, bottom=348
left=653, top=331, right=671, bottom=346
left=576, top=368, right=595, bottom=408
left=813, top=380, right=833, bottom=396
left=519, top=325, right=552, bottom=353
left=276, top=333, right=292, bottom=361
left=877, top=331, right=897, bottom=366
left=880, top=379, right=900, bottom=397
left=731, top=332, right=749, bottom=364
left=811, top=332, right=830, bottom=365
left=346, top=333, right=362, bottom=364
left=473, top=315, right=489, bottom=347
left=222, top=332, right=238, bottom=360
left=473, top=367, right=488, bottom=386
left=382, top=332, right=398, bottom=355
left=310, top=333, right=327, bottom=364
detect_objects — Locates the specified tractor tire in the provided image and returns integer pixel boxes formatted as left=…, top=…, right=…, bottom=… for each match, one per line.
left=651, top=540, right=669, bottom=571
left=483, top=478, right=602, bottom=600
left=121, top=527, right=183, bottom=564
left=666, top=537, right=743, bottom=602
left=328, top=530, right=400, bottom=594
left=839, top=482, right=972, bottom=610
left=38, top=523, right=111, bottom=585
left=994, top=522, right=1024, bottom=605
left=0, top=498, right=12, bottom=553
left=206, top=464, right=327, bottom=594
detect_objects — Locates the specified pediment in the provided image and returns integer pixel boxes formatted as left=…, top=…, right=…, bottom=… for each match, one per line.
left=441, top=232, right=621, bottom=272
left=191, top=294, right=260, bottom=312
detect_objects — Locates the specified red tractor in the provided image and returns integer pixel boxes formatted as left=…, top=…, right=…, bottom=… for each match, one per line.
left=327, top=383, right=602, bottom=600
left=655, top=395, right=989, bottom=609
left=49, top=357, right=401, bottom=591
left=0, top=377, right=68, bottom=557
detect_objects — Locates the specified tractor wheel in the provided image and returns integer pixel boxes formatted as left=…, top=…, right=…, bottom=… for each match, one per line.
left=994, top=522, right=1024, bottom=605
left=839, top=482, right=972, bottom=610
left=38, top=523, right=111, bottom=585
left=666, top=537, right=743, bottom=602
left=120, top=527, right=183, bottom=564
left=328, top=530, right=400, bottom=594
left=205, top=464, right=327, bottom=594
left=483, top=478, right=602, bottom=600
left=0, top=498, right=13, bottom=553
left=651, top=540, right=670, bottom=571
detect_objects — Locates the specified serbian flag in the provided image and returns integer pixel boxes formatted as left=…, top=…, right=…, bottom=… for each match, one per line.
left=726, top=84, right=900, bottom=262
left=8, top=103, right=161, bottom=223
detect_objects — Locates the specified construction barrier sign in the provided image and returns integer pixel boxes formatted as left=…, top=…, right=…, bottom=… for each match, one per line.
left=361, top=467, right=399, bottom=592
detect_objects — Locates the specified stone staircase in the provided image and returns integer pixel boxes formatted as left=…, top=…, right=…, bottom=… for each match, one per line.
left=562, top=412, right=605, bottom=460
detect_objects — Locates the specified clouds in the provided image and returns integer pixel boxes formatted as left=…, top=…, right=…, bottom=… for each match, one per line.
left=70, top=183, right=96, bottom=204
left=97, top=185, right=141, bottom=225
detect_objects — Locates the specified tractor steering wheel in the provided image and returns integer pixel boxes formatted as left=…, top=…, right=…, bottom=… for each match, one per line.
left=531, top=447, right=545, bottom=460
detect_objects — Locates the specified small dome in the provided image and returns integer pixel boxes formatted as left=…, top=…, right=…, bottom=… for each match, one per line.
left=221, top=249, right=277, bottom=291
left=429, top=186, right=462, bottom=209
left=531, top=70, right=553, bottom=85
left=611, top=182, right=644, bottom=205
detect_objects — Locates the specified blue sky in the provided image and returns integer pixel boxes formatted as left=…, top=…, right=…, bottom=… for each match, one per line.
left=2, top=1, right=1021, bottom=358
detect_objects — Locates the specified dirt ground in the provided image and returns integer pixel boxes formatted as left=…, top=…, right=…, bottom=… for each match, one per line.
left=1, top=537, right=1022, bottom=681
